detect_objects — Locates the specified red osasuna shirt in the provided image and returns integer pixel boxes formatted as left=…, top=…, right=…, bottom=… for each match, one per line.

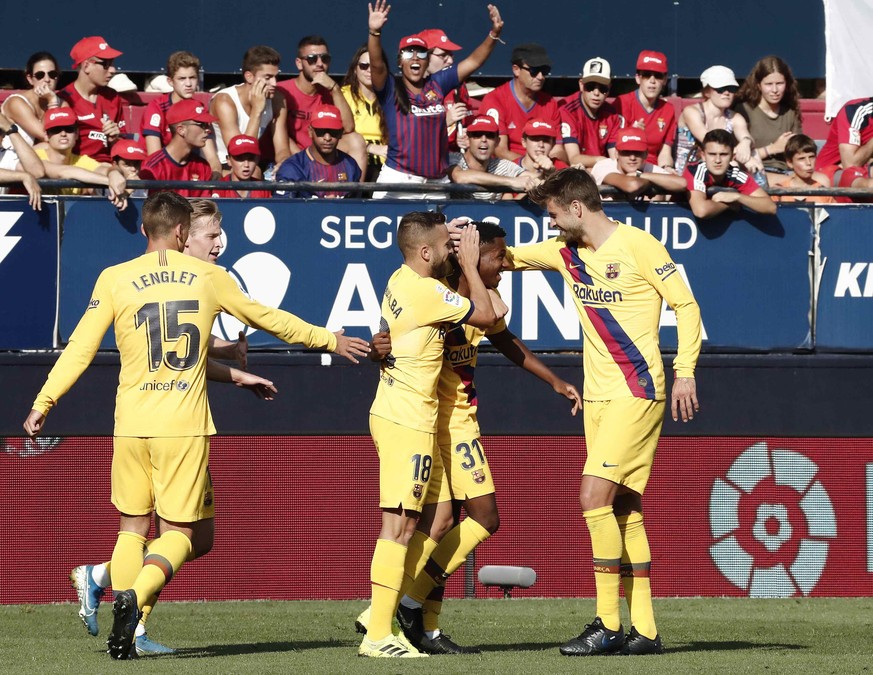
left=480, top=81, right=563, bottom=156
left=615, top=91, right=676, bottom=165
left=141, top=148, right=212, bottom=197
left=560, top=95, right=623, bottom=157
left=58, top=83, right=125, bottom=163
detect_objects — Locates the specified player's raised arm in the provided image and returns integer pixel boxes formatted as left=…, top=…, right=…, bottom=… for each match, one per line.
left=332, top=329, right=372, bottom=364
left=205, top=359, right=278, bottom=400
left=457, top=226, right=502, bottom=328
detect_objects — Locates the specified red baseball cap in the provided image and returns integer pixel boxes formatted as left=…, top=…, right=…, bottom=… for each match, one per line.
left=466, top=115, right=499, bottom=135
left=111, top=140, right=147, bottom=161
left=636, top=50, right=668, bottom=73
left=418, top=28, right=462, bottom=51
left=43, top=108, right=78, bottom=130
left=166, top=99, right=217, bottom=125
left=522, top=118, right=558, bottom=138
left=310, top=105, right=344, bottom=131
left=70, top=36, right=122, bottom=68
left=227, top=134, right=261, bottom=157
left=398, top=35, right=428, bottom=52
left=615, top=129, right=649, bottom=152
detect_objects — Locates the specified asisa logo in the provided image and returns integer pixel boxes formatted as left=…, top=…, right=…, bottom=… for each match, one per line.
left=709, top=442, right=837, bottom=597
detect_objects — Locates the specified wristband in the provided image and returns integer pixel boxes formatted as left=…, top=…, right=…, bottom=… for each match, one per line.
left=488, top=31, right=506, bottom=44
left=369, top=29, right=381, bottom=37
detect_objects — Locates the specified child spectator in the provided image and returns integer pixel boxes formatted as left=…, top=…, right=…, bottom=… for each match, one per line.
left=685, top=129, right=775, bottom=218
left=58, top=36, right=125, bottom=163
left=275, top=105, right=361, bottom=198
left=210, top=135, right=272, bottom=198
left=141, top=51, right=221, bottom=175
left=110, top=139, right=148, bottom=198
left=771, top=134, right=835, bottom=204
left=560, top=57, right=622, bottom=168
left=591, top=129, right=686, bottom=201
left=615, top=50, right=676, bottom=170
left=515, top=118, right=568, bottom=180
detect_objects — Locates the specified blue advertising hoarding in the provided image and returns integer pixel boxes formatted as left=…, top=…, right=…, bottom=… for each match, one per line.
left=58, top=198, right=813, bottom=352
left=0, top=198, right=59, bottom=348
left=816, top=206, right=873, bottom=350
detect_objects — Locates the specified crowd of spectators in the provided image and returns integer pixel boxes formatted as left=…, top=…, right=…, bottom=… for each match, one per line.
left=0, top=7, right=868, bottom=213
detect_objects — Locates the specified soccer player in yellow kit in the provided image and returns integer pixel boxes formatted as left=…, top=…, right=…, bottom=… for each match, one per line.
left=23, top=191, right=370, bottom=660
left=393, top=221, right=582, bottom=654
left=360, top=211, right=503, bottom=658
left=508, top=168, right=701, bottom=656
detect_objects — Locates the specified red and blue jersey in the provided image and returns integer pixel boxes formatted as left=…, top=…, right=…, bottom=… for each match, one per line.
left=684, top=161, right=758, bottom=195
left=376, top=65, right=460, bottom=179
left=274, top=148, right=361, bottom=198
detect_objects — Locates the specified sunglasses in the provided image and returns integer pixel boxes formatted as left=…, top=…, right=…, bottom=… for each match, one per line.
left=302, top=53, right=331, bottom=66
left=312, top=127, right=342, bottom=138
left=184, top=121, right=211, bottom=130
left=357, top=62, right=371, bottom=71
left=400, top=49, right=429, bottom=61
left=520, top=64, right=551, bottom=78
left=33, top=70, right=60, bottom=80
left=583, top=82, right=609, bottom=94
left=712, top=85, right=739, bottom=94
left=48, top=125, right=77, bottom=135
left=638, top=70, right=666, bottom=80
left=91, top=58, right=114, bottom=69
left=468, top=131, right=498, bottom=140
left=431, top=50, right=454, bottom=60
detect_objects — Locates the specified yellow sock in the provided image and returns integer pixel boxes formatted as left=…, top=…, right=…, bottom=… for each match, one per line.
left=422, top=583, right=445, bottom=632
left=583, top=505, right=622, bottom=632
left=618, top=512, right=657, bottom=639
left=109, top=532, right=146, bottom=591
left=399, top=531, right=438, bottom=599
left=367, top=539, right=407, bottom=641
left=131, top=531, right=192, bottom=609
left=409, top=517, right=490, bottom=604
left=139, top=593, right=159, bottom=627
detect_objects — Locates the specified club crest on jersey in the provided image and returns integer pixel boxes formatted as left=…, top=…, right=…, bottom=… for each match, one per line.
left=472, top=469, right=486, bottom=484
left=337, top=172, right=348, bottom=181
left=599, top=123, right=608, bottom=139
left=606, top=263, right=620, bottom=279
left=413, top=483, right=424, bottom=499
left=425, top=90, right=439, bottom=102
left=657, top=117, right=665, bottom=131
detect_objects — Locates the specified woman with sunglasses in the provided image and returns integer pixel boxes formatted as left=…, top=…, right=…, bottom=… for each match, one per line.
left=736, top=56, right=802, bottom=182
left=1, top=52, right=64, bottom=145
left=674, top=66, right=757, bottom=175
left=367, top=0, right=504, bottom=199
left=342, top=44, right=389, bottom=181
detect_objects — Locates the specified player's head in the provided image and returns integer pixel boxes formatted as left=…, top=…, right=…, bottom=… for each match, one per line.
left=470, top=221, right=508, bottom=289
left=242, top=45, right=280, bottom=97
left=701, top=129, right=736, bottom=177
left=142, top=191, right=193, bottom=249
left=185, top=199, right=223, bottom=263
left=397, top=211, right=453, bottom=277
left=784, top=133, right=817, bottom=180
left=167, top=51, right=200, bottom=100
left=529, top=168, right=602, bottom=245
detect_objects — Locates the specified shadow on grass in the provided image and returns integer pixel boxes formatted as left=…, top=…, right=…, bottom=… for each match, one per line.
left=666, top=641, right=806, bottom=654
left=476, top=642, right=557, bottom=652
left=170, top=640, right=342, bottom=658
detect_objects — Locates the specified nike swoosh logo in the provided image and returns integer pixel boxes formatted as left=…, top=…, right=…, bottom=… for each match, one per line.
left=602, top=462, right=618, bottom=468
left=568, top=263, right=582, bottom=269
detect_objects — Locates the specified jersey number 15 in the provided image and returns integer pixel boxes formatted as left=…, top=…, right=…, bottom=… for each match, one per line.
left=135, top=300, right=201, bottom=372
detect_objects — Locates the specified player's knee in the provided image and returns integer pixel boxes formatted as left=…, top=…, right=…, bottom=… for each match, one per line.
left=476, top=511, right=500, bottom=535
left=191, top=538, right=213, bottom=559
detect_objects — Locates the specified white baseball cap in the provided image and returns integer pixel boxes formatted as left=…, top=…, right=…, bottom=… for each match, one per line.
left=581, top=57, right=611, bottom=85
left=700, top=65, right=739, bottom=89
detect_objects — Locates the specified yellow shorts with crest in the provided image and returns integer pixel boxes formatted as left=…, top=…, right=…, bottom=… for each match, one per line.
left=370, top=415, right=442, bottom=511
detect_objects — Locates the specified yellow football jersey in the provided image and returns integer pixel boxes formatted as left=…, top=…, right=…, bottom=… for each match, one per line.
left=507, top=222, right=701, bottom=401
left=32, top=249, right=337, bottom=436
left=437, top=295, right=507, bottom=438
left=370, top=264, right=474, bottom=433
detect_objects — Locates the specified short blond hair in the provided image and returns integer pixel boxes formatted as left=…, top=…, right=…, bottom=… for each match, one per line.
left=189, top=199, right=222, bottom=234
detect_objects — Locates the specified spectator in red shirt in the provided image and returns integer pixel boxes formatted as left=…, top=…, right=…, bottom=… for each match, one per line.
left=210, top=46, right=294, bottom=174
left=480, top=43, right=566, bottom=163
left=141, top=99, right=215, bottom=197
left=815, top=95, right=873, bottom=182
left=561, top=57, right=622, bottom=168
left=835, top=165, right=873, bottom=203
left=685, top=129, right=775, bottom=218
left=58, top=36, right=125, bottom=163
left=111, top=139, right=148, bottom=198
left=515, top=118, right=568, bottom=180
left=591, top=129, right=686, bottom=201
left=210, top=135, right=272, bottom=199
left=277, top=36, right=367, bottom=178
left=141, top=51, right=222, bottom=176
left=615, top=50, right=676, bottom=170
left=419, top=28, right=473, bottom=153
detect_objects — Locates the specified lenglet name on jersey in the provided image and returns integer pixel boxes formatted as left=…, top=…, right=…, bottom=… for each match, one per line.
left=131, top=270, right=198, bottom=292
left=573, top=284, right=623, bottom=304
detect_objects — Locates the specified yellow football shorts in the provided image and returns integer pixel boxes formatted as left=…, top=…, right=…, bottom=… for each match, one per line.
left=437, top=428, right=496, bottom=501
left=370, top=415, right=442, bottom=511
left=582, top=398, right=665, bottom=495
left=111, top=436, right=215, bottom=522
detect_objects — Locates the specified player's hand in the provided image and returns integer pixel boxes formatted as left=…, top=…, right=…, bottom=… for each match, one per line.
left=21, top=174, right=42, bottom=211
left=487, top=289, right=509, bottom=319
left=368, top=0, right=391, bottom=31
left=23, top=409, right=45, bottom=437
left=232, top=371, right=277, bottom=400
left=446, top=217, right=470, bottom=253
left=231, top=330, right=249, bottom=370
left=487, top=4, right=504, bottom=34
left=712, top=191, right=741, bottom=204
left=457, top=223, right=481, bottom=273
left=369, top=330, right=392, bottom=361
left=554, top=380, right=582, bottom=416
left=671, top=376, right=699, bottom=422
left=333, top=328, right=371, bottom=364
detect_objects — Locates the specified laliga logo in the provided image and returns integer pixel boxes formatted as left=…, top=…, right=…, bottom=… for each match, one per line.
left=709, top=442, right=836, bottom=597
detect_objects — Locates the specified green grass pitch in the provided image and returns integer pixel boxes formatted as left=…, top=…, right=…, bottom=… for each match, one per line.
left=2, top=598, right=871, bottom=674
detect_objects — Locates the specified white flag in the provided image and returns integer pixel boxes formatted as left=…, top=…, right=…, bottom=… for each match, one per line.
left=824, top=0, right=873, bottom=119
